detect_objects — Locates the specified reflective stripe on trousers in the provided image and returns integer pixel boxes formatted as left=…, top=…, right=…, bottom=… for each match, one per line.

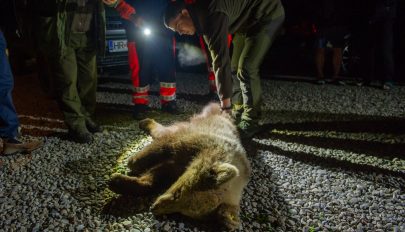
left=160, top=82, right=176, bottom=103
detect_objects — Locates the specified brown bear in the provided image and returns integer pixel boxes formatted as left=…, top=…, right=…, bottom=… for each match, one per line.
left=108, top=103, right=251, bottom=230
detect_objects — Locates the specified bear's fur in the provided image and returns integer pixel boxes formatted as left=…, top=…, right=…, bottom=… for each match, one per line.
left=109, top=103, right=251, bottom=230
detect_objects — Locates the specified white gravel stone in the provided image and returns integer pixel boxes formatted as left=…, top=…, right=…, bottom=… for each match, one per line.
left=1, top=73, right=404, bottom=231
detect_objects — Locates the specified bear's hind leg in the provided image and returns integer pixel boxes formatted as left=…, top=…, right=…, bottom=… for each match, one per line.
left=108, top=173, right=154, bottom=196
left=127, top=141, right=174, bottom=176
left=110, top=161, right=185, bottom=196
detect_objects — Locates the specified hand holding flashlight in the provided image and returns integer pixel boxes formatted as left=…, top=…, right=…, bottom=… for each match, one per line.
left=102, top=0, right=119, bottom=7
left=143, top=27, right=152, bottom=36
left=129, top=14, right=144, bottom=28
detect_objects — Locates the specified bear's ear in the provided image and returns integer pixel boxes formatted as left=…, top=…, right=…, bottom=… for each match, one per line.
left=212, top=163, right=239, bottom=186
left=192, top=163, right=238, bottom=191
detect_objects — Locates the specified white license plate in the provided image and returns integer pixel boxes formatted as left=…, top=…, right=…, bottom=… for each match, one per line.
left=108, top=40, right=128, bottom=53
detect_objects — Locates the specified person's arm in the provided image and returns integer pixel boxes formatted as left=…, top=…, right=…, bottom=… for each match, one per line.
left=102, top=0, right=119, bottom=8
left=203, top=12, right=232, bottom=110
left=106, top=0, right=143, bottom=27
left=104, top=0, right=136, bottom=20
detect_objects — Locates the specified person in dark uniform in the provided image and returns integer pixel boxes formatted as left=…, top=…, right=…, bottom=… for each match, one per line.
left=34, top=0, right=119, bottom=143
left=357, top=0, right=398, bottom=90
left=114, top=0, right=177, bottom=119
left=164, top=0, right=285, bottom=138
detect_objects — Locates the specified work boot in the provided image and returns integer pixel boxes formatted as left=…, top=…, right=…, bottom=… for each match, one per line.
left=231, top=104, right=244, bottom=124
left=161, top=101, right=178, bottom=114
left=331, top=78, right=346, bottom=86
left=68, top=128, right=93, bottom=144
left=238, top=119, right=262, bottom=139
left=382, top=81, right=394, bottom=90
left=133, top=104, right=150, bottom=120
left=237, top=108, right=263, bottom=139
left=1, top=138, right=43, bottom=156
left=86, top=119, right=102, bottom=133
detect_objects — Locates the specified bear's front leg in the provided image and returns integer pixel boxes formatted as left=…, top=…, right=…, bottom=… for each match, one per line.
left=216, top=203, right=241, bottom=231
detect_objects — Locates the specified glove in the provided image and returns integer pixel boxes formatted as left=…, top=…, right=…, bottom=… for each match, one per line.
left=102, top=0, right=119, bottom=7
left=128, top=14, right=144, bottom=28
left=115, top=0, right=136, bottom=20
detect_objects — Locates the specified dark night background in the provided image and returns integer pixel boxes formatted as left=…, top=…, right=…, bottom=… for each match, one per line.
left=4, top=0, right=405, bottom=83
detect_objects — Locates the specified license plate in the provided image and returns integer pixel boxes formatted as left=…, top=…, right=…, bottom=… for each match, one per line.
left=108, top=40, right=128, bottom=53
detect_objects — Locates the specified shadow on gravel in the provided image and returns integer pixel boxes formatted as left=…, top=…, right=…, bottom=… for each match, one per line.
left=251, top=111, right=405, bottom=188
left=254, top=140, right=405, bottom=189
left=61, top=148, right=136, bottom=214
left=257, top=111, right=404, bottom=160
left=102, top=196, right=245, bottom=232
left=101, top=195, right=154, bottom=217
left=262, top=133, right=404, bottom=160
left=268, top=116, right=405, bottom=134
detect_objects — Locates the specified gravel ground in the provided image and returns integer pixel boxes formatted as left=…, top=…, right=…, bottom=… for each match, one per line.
left=1, top=73, right=404, bottom=232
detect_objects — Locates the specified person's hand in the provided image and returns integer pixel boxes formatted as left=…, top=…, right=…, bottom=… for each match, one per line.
left=103, top=0, right=119, bottom=7
left=220, top=98, right=232, bottom=114
left=129, top=14, right=144, bottom=28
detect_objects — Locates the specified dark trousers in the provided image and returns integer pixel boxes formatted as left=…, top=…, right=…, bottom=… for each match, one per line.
left=124, top=21, right=176, bottom=104
left=124, top=22, right=175, bottom=87
left=360, top=19, right=395, bottom=82
left=53, top=33, right=97, bottom=131
left=231, top=15, right=284, bottom=119
left=0, top=30, right=19, bottom=139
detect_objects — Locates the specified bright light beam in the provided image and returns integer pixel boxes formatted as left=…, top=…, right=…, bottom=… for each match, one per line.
left=143, top=28, right=151, bottom=36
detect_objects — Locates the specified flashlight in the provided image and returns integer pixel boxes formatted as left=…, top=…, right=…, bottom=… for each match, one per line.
left=143, top=27, right=151, bottom=36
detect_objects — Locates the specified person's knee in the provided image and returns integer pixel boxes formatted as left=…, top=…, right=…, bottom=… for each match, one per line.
left=0, top=79, right=13, bottom=91
left=238, top=65, right=260, bottom=80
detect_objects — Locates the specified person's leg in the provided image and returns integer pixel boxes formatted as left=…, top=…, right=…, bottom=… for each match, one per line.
left=0, top=31, right=19, bottom=139
left=315, top=47, right=326, bottom=80
left=75, top=45, right=99, bottom=132
left=133, top=41, right=153, bottom=119
left=53, top=46, right=83, bottom=130
left=331, top=47, right=343, bottom=83
left=313, top=35, right=327, bottom=84
left=155, top=35, right=177, bottom=113
left=238, top=17, right=284, bottom=120
left=235, top=16, right=284, bottom=138
left=125, top=22, right=147, bottom=106
left=381, top=19, right=395, bottom=89
left=124, top=22, right=152, bottom=119
left=53, top=42, right=92, bottom=143
left=359, top=23, right=377, bottom=85
left=328, top=28, right=346, bottom=85
left=230, top=33, right=244, bottom=109
left=0, top=31, right=42, bottom=154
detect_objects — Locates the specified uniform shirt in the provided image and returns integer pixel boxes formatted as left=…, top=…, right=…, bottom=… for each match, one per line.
left=67, top=0, right=96, bottom=33
left=187, top=0, right=284, bottom=100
